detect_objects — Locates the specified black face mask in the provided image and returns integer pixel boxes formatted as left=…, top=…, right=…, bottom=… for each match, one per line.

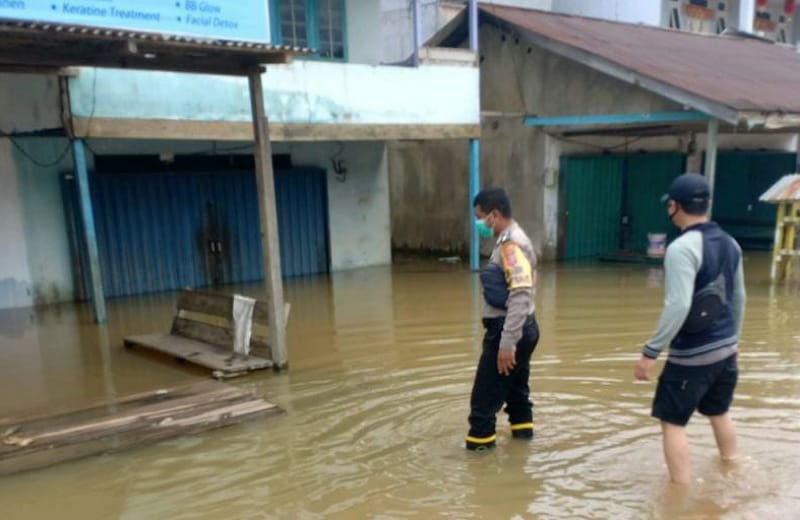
left=667, top=202, right=678, bottom=225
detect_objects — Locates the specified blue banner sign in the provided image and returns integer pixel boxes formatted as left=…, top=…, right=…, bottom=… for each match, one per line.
left=0, top=0, right=269, bottom=43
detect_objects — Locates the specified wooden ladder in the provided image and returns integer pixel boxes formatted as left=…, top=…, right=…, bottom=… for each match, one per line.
left=771, top=201, right=800, bottom=281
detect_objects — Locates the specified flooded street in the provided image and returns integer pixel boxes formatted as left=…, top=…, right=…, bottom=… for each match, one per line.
left=0, top=254, right=799, bottom=519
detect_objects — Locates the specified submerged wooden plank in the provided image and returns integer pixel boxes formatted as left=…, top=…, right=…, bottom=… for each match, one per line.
left=0, top=381, right=281, bottom=476
left=125, top=333, right=273, bottom=373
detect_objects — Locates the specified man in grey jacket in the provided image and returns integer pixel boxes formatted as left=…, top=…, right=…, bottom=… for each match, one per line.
left=635, top=173, right=746, bottom=484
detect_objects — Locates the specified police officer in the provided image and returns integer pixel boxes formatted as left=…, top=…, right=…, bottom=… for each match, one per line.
left=635, top=173, right=746, bottom=484
left=466, top=188, right=540, bottom=451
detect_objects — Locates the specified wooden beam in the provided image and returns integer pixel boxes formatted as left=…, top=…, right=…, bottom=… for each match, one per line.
left=70, top=117, right=481, bottom=141
left=524, top=110, right=710, bottom=127
left=247, top=69, right=288, bottom=369
left=0, top=64, right=78, bottom=75
left=0, top=381, right=280, bottom=476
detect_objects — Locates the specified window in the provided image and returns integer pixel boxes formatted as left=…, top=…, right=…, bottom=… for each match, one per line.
left=279, top=0, right=309, bottom=48
left=270, top=0, right=346, bottom=60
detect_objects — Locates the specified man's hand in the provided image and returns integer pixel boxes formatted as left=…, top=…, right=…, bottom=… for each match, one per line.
left=634, top=356, right=657, bottom=381
left=498, top=348, right=516, bottom=376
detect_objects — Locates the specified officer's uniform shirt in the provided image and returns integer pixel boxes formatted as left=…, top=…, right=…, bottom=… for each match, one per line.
left=482, top=221, right=537, bottom=350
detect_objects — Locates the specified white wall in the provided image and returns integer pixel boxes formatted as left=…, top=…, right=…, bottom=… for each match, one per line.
left=347, top=0, right=385, bottom=64
left=69, top=63, right=480, bottom=130
left=273, top=141, right=392, bottom=271
left=0, top=138, right=75, bottom=310
left=0, top=140, right=34, bottom=309
left=481, top=0, right=552, bottom=9
left=552, top=0, right=662, bottom=25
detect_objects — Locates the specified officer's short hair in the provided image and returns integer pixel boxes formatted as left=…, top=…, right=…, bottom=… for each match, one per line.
left=474, top=188, right=512, bottom=218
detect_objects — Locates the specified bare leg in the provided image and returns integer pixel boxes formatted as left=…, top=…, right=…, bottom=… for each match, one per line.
left=662, top=421, right=691, bottom=484
left=709, top=413, right=737, bottom=461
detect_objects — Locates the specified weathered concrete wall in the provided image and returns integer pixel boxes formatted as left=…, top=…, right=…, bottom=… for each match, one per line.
left=389, top=22, right=680, bottom=260
left=0, top=138, right=75, bottom=310
left=0, top=74, right=62, bottom=134
left=388, top=139, right=470, bottom=254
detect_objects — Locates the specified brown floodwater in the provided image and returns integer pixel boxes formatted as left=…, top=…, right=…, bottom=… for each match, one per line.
left=0, top=253, right=798, bottom=519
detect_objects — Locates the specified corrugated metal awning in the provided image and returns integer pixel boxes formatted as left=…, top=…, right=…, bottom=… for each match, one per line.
left=0, top=19, right=312, bottom=75
left=760, top=174, right=800, bottom=203
left=429, top=3, right=800, bottom=129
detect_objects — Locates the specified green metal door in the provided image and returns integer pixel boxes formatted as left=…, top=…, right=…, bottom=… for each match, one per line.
left=559, top=156, right=624, bottom=259
left=712, top=151, right=796, bottom=249
left=624, top=153, right=685, bottom=252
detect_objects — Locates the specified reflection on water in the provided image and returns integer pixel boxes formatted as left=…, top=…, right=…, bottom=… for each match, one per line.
left=0, top=253, right=798, bottom=519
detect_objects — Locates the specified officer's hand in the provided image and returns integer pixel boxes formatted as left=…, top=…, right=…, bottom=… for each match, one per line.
left=497, top=348, right=516, bottom=376
left=634, top=356, right=656, bottom=381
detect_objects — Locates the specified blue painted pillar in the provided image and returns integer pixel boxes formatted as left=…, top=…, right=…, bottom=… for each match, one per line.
left=469, top=138, right=480, bottom=271
left=412, top=0, right=422, bottom=67
left=469, top=0, right=480, bottom=271
left=72, top=139, right=107, bottom=324
left=469, top=0, right=478, bottom=52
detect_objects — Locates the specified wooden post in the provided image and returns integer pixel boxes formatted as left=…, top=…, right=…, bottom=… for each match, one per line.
left=71, top=139, right=107, bottom=324
left=247, top=68, right=288, bottom=369
left=785, top=202, right=798, bottom=280
left=771, top=202, right=787, bottom=281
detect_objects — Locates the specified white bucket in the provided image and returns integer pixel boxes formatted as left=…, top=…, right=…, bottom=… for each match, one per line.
left=647, top=233, right=667, bottom=258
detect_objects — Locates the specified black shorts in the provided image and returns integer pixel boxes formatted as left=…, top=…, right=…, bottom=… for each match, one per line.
left=652, top=354, right=738, bottom=427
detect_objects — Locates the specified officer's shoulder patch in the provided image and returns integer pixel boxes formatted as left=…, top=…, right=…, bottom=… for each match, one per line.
left=500, top=242, right=532, bottom=290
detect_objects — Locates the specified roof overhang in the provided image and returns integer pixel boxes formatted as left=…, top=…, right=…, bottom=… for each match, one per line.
left=430, top=6, right=800, bottom=132
left=0, top=19, right=309, bottom=76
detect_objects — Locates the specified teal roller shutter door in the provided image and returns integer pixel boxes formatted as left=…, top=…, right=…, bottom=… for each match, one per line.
left=560, top=156, right=624, bottom=260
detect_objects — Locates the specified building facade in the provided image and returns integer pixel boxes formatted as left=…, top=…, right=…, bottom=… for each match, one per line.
left=0, top=0, right=480, bottom=310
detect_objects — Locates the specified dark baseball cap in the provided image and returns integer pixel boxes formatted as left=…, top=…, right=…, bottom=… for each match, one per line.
left=661, top=173, right=711, bottom=204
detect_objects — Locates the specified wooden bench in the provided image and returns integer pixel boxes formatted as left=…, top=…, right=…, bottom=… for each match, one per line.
left=125, top=289, right=290, bottom=378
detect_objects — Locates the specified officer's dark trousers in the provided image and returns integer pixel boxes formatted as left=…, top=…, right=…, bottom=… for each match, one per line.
left=468, top=314, right=539, bottom=439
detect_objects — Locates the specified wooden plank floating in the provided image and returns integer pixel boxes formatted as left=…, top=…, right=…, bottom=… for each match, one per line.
left=0, top=381, right=281, bottom=476
left=125, top=289, right=290, bottom=378
left=125, top=333, right=273, bottom=373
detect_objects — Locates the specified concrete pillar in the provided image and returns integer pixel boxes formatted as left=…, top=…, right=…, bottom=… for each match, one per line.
left=738, top=0, right=755, bottom=32
left=412, top=0, right=422, bottom=67
left=705, top=119, right=720, bottom=213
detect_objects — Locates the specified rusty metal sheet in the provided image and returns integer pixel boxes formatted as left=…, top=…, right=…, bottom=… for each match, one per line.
left=482, top=4, right=800, bottom=115
left=760, top=174, right=800, bottom=202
